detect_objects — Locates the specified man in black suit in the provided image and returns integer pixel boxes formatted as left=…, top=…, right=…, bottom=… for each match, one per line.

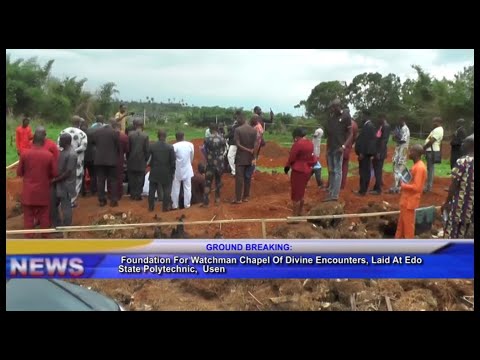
left=233, top=113, right=259, bottom=204
left=92, top=122, right=120, bottom=207
left=127, top=118, right=150, bottom=201
left=371, top=114, right=391, bottom=195
left=354, top=111, right=378, bottom=196
left=82, top=120, right=103, bottom=196
left=148, top=129, right=176, bottom=212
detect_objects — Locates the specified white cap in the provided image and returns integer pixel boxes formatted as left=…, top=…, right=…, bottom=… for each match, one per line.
left=314, top=128, right=324, bottom=137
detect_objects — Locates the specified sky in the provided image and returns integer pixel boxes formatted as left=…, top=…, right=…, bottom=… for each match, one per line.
left=6, top=49, right=474, bottom=115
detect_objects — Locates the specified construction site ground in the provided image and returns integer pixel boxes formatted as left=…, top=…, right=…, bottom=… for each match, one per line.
left=6, top=140, right=473, bottom=311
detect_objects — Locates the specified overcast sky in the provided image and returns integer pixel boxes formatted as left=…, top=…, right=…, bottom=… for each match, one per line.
left=6, top=49, right=474, bottom=115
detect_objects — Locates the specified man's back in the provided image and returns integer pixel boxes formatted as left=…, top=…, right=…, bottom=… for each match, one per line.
left=191, top=174, right=206, bottom=204
left=128, top=130, right=149, bottom=171
left=57, top=148, right=78, bottom=198
left=150, top=141, right=176, bottom=184
left=93, top=126, right=119, bottom=167
left=204, top=134, right=226, bottom=167
left=42, top=138, right=60, bottom=162
left=377, top=121, right=391, bottom=159
left=17, top=147, right=57, bottom=206
left=119, top=132, right=129, bottom=156
left=84, top=127, right=99, bottom=163
left=355, top=120, right=377, bottom=156
left=173, top=141, right=194, bottom=180
left=234, top=124, right=257, bottom=166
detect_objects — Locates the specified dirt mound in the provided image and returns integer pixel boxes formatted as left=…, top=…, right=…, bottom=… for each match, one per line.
left=272, top=223, right=321, bottom=239
left=6, top=177, right=23, bottom=219
left=308, top=202, right=345, bottom=228
left=91, top=211, right=151, bottom=238
left=358, top=201, right=399, bottom=238
left=393, top=289, right=438, bottom=311
left=69, top=278, right=473, bottom=311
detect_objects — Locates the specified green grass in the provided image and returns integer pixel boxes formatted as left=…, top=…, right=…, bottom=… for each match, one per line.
left=6, top=119, right=295, bottom=166
left=6, top=119, right=451, bottom=178
left=255, top=166, right=284, bottom=174
left=383, top=159, right=451, bottom=178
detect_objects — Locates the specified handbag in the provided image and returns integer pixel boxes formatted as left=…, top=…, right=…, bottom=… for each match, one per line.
left=430, top=145, right=441, bottom=164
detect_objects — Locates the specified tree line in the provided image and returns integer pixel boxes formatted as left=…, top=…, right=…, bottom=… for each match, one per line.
left=6, top=54, right=473, bottom=136
left=296, top=65, right=474, bottom=135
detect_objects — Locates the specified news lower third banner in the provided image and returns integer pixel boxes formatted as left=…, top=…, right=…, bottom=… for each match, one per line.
left=5, top=239, right=474, bottom=279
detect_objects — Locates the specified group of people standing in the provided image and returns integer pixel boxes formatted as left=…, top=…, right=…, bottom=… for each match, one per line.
left=283, top=99, right=473, bottom=239
left=13, top=99, right=473, bottom=240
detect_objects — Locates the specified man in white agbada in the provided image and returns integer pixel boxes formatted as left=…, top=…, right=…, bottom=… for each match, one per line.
left=58, top=116, right=88, bottom=206
left=171, top=132, right=194, bottom=209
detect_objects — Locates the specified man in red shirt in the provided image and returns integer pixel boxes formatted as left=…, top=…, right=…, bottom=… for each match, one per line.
left=15, top=116, right=33, bottom=155
left=17, top=130, right=58, bottom=238
left=33, top=126, right=60, bottom=224
left=31, top=126, right=60, bottom=162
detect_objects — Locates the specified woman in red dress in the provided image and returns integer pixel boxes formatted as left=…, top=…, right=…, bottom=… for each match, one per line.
left=285, top=128, right=317, bottom=216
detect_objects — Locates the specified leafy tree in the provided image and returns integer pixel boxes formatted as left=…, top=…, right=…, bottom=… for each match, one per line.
left=96, top=82, right=119, bottom=118
left=298, top=81, right=349, bottom=119
left=348, top=72, right=402, bottom=118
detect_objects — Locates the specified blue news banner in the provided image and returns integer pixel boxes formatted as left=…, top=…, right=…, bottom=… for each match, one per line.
left=6, top=239, right=474, bottom=279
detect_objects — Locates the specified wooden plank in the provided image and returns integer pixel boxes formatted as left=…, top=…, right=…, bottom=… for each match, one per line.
left=6, top=207, right=440, bottom=235
left=385, top=296, right=393, bottom=311
left=6, top=160, right=19, bottom=170
left=350, top=294, right=357, bottom=311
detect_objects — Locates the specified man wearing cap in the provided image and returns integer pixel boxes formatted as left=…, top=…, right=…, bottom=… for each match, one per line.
left=324, top=99, right=353, bottom=202
left=450, top=118, right=467, bottom=170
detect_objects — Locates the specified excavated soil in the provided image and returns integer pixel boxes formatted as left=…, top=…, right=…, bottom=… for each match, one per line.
left=7, top=140, right=472, bottom=311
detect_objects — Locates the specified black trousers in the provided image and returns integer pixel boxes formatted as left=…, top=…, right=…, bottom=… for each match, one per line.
left=372, top=157, right=385, bottom=192
left=149, top=181, right=172, bottom=211
left=97, top=165, right=118, bottom=203
left=128, top=170, right=145, bottom=198
left=235, top=165, right=253, bottom=202
left=450, top=147, right=462, bottom=170
left=358, top=156, right=372, bottom=194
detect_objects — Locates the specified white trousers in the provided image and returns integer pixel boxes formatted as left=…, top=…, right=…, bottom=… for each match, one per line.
left=72, top=170, right=84, bottom=204
left=227, top=145, right=237, bottom=175
left=171, top=177, right=192, bottom=209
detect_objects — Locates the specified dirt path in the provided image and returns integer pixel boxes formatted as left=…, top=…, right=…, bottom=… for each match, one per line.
left=7, top=139, right=472, bottom=311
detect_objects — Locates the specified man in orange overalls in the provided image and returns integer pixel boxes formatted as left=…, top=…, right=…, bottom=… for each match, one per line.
left=395, top=144, right=427, bottom=239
